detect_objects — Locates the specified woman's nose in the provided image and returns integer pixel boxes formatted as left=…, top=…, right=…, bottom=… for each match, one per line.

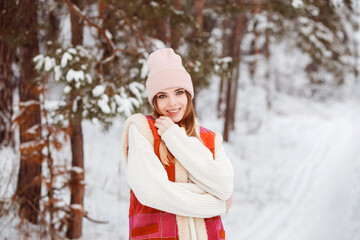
left=167, top=95, right=176, bottom=106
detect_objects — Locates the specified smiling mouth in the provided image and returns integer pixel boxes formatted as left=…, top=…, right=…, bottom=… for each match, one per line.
left=167, top=108, right=180, bottom=113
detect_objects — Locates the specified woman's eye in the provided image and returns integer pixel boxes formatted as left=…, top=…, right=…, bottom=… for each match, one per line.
left=176, top=91, right=184, bottom=95
left=158, top=94, right=166, bottom=99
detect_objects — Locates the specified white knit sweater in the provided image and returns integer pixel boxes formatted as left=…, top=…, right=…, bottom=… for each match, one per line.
left=125, top=122, right=234, bottom=218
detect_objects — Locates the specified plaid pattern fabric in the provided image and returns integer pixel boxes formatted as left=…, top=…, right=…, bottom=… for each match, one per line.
left=130, top=213, right=179, bottom=239
left=205, top=217, right=226, bottom=240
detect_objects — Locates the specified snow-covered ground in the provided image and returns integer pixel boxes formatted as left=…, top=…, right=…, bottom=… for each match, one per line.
left=221, top=97, right=360, bottom=240
left=1, top=94, right=360, bottom=240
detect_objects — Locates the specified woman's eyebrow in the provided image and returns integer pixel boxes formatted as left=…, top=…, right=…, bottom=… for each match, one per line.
left=174, top=88, right=185, bottom=92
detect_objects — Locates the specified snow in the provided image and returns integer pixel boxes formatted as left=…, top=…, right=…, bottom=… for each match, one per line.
left=172, top=9, right=184, bottom=15
left=67, top=48, right=77, bottom=55
left=25, top=124, right=40, bottom=135
left=44, top=56, right=55, bottom=72
left=98, top=94, right=111, bottom=114
left=116, top=98, right=134, bottom=117
left=34, top=54, right=45, bottom=71
left=0, top=148, right=18, bottom=198
left=150, top=1, right=159, bottom=7
left=19, top=100, right=40, bottom=107
left=2, top=94, right=360, bottom=239
left=66, top=69, right=85, bottom=82
left=85, top=74, right=92, bottom=84
left=92, top=85, right=105, bottom=97
left=105, top=30, right=113, bottom=40
left=72, top=96, right=81, bottom=113
left=128, top=82, right=145, bottom=102
left=61, top=52, right=73, bottom=68
left=75, top=81, right=81, bottom=89
left=129, top=67, right=139, bottom=78
left=56, top=48, right=62, bottom=55
left=139, top=59, right=149, bottom=78
left=227, top=99, right=360, bottom=240
left=71, top=166, right=84, bottom=174
left=63, top=85, right=71, bottom=94
left=308, top=5, right=320, bottom=16
left=54, top=66, right=62, bottom=82
left=292, top=0, right=303, bottom=8
left=70, top=204, right=83, bottom=210
left=331, top=0, right=344, bottom=7
left=19, top=140, right=45, bottom=150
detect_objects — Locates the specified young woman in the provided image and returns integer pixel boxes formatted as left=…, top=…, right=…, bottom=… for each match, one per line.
left=121, top=48, right=234, bottom=240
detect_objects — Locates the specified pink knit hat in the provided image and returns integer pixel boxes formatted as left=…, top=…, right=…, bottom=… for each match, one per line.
left=146, top=48, right=194, bottom=104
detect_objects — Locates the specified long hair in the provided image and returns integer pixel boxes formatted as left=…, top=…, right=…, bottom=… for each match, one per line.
left=152, top=91, right=199, bottom=165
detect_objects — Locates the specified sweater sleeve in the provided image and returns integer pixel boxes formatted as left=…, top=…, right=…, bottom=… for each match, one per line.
left=126, top=124, right=226, bottom=218
left=161, top=124, right=234, bottom=200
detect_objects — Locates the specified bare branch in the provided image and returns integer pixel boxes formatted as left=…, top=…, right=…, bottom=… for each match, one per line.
left=83, top=213, right=109, bottom=224
left=61, top=0, right=115, bottom=49
left=61, top=0, right=139, bottom=65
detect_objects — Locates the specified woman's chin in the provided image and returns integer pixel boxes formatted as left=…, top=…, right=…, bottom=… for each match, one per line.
left=167, top=114, right=183, bottom=123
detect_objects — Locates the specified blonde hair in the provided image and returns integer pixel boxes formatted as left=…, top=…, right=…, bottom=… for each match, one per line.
left=153, top=91, right=198, bottom=165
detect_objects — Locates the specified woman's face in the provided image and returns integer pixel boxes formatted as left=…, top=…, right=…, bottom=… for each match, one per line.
left=155, top=87, right=188, bottom=123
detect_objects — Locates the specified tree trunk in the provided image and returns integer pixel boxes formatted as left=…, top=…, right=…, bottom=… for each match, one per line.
left=217, top=75, right=225, bottom=118
left=156, top=20, right=167, bottom=44
left=66, top=0, right=84, bottom=238
left=15, top=0, right=42, bottom=224
left=194, top=0, right=206, bottom=38
left=249, top=0, right=260, bottom=84
left=264, top=7, right=273, bottom=110
left=217, top=19, right=230, bottom=118
left=223, top=78, right=234, bottom=142
left=229, top=57, right=241, bottom=131
left=0, top=0, right=15, bottom=148
left=47, top=9, right=60, bottom=43
left=223, top=6, right=247, bottom=141
left=170, top=0, right=183, bottom=50
left=192, top=0, right=206, bottom=112
left=66, top=112, right=84, bottom=239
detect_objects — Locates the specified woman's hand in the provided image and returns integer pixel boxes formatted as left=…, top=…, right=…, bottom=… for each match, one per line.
left=154, top=116, right=175, bottom=136
left=226, top=195, right=232, bottom=213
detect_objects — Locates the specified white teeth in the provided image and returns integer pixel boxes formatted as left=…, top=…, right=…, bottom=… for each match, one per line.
left=168, top=109, right=180, bottom=113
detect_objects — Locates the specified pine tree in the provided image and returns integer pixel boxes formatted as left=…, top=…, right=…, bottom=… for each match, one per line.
left=0, top=0, right=15, bottom=148
left=266, top=0, right=357, bottom=97
left=66, top=0, right=85, bottom=238
left=15, top=0, right=43, bottom=224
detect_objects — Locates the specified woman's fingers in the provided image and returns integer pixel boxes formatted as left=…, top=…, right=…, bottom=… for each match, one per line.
left=155, top=117, right=174, bottom=136
left=226, top=195, right=233, bottom=213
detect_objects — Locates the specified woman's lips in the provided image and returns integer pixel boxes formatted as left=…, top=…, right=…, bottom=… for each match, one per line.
left=167, top=108, right=180, bottom=116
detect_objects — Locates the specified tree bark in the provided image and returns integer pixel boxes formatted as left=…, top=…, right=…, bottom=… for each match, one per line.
left=47, top=9, right=60, bottom=43
left=66, top=112, right=84, bottom=239
left=156, top=20, right=167, bottom=44
left=0, top=0, right=15, bottom=148
left=66, top=0, right=84, bottom=238
left=192, top=0, right=206, bottom=112
left=223, top=6, right=247, bottom=141
left=170, top=0, right=183, bottom=50
left=249, top=0, right=260, bottom=84
left=217, top=19, right=230, bottom=118
left=264, top=4, right=272, bottom=110
left=15, top=0, right=42, bottom=224
left=194, top=0, right=206, bottom=38
left=217, top=75, right=225, bottom=118
left=0, top=41, right=14, bottom=148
